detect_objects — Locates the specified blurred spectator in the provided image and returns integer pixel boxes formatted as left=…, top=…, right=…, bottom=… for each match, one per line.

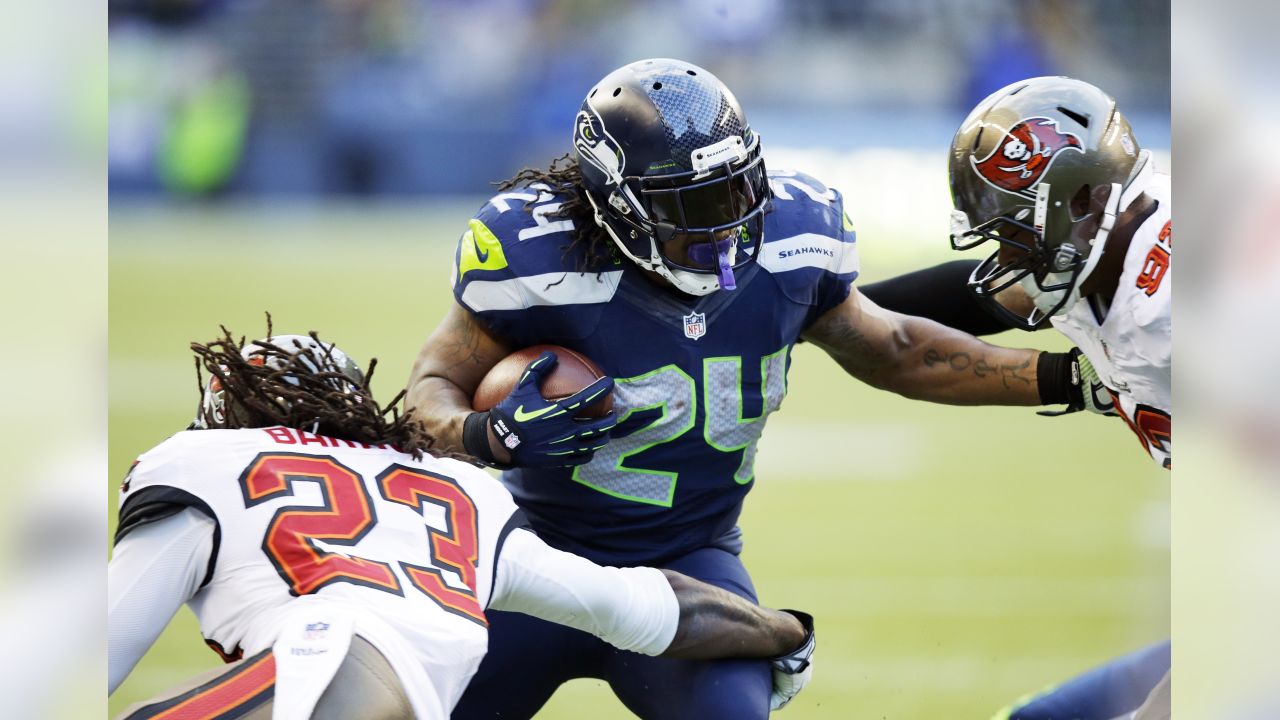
left=108, top=0, right=1170, bottom=199
left=959, top=1, right=1055, bottom=109
left=109, top=0, right=231, bottom=27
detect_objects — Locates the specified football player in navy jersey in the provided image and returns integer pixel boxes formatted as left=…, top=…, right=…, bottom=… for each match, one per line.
left=407, top=59, right=1093, bottom=719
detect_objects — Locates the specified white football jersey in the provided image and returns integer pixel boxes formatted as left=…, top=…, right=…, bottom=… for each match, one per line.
left=1051, top=172, right=1172, bottom=468
left=118, top=427, right=524, bottom=718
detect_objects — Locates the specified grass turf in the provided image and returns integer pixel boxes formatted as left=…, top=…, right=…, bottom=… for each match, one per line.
left=108, top=204, right=1167, bottom=719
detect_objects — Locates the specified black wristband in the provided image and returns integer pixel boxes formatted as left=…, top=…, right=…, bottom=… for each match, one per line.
left=463, top=411, right=499, bottom=465
left=1036, top=351, right=1079, bottom=405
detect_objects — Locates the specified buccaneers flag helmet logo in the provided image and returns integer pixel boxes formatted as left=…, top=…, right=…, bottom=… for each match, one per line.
left=970, top=117, right=1083, bottom=194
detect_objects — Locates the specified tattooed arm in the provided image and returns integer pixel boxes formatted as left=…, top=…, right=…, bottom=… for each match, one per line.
left=406, top=303, right=517, bottom=460
left=801, top=287, right=1042, bottom=405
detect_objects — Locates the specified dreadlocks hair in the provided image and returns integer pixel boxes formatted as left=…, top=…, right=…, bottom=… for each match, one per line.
left=190, top=321, right=442, bottom=460
left=495, top=153, right=618, bottom=272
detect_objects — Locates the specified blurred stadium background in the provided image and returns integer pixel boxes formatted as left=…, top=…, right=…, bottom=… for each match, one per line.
left=109, top=0, right=1170, bottom=717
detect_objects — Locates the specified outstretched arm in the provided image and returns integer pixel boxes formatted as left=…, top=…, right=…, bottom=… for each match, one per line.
left=858, top=260, right=1010, bottom=336
left=858, top=260, right=1047, bottom=336
left=660, top=569, right=804, bottom=659
left=108, top=508, right=213, bottom=693
left=405, top=303, right=515, bottom=462
left=489, top=529, right=805, bottom=660
left=803, top=287, right=1047, bottom=405
left=660, top=569, right=815, bottom=712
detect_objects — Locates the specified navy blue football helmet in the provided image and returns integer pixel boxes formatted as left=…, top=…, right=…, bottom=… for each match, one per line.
left=574, top=58, right=772, bottom=295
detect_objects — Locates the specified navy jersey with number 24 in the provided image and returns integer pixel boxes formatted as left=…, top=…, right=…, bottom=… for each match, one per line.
left=452, top=170, right=859, bottom=567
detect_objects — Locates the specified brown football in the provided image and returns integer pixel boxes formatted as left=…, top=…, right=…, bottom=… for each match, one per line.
left=472, top=344, right=613, bottom=418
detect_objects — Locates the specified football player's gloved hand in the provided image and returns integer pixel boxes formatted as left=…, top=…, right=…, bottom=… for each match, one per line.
left=477, top=351, right=617, bottom=468
left=1071, top=350, right=1118, bottom=416
left=770, top=610, right=815, bottom=711
left=1038, top=348, right=1118, bottom=417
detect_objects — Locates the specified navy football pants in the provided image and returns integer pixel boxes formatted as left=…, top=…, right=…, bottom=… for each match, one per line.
left=451, top=546, right=772, bottom=720
left=1003, top=640, right=1171, bottom=720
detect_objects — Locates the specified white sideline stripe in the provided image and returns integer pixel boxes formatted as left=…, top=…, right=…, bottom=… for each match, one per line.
left=754, top=422, right=921, bottom=480
left=779, top=575, right=1165, bottom=617
left=757, top=232, right=860, bottom=275
left=460, top=271, right=623, bottom=312
left=817, top=655, right=1145, bottom=692
left=1137, top=499, right=1171, bottom=549
left=556, top=656, right=1156, bottom=696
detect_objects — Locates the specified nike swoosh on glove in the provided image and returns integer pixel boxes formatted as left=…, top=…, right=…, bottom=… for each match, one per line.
left=486, top=350, right=617, bottom=468
left=770, top=610, right=815, bottom=711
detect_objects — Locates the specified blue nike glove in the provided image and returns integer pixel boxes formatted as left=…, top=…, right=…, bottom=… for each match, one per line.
left=480, top=351, right=617, bottom=468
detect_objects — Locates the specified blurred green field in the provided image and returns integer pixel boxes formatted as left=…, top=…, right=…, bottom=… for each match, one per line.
left=109, top=204, right=1168, bottom=719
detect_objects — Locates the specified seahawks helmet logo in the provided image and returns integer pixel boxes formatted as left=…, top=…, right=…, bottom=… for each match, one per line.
left=574, top=108, right=625, bottom=186
left=971, top=117, right=1083, bottom=195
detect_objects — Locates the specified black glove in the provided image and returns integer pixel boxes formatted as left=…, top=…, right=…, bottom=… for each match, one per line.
left=1038, top=348, right=1118, bottom=417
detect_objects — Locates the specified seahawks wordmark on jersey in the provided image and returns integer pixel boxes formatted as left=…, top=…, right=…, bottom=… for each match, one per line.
left=1052, top=172, right=1171, bottom=469
left=452, top=170, right=859, bottom=566
left=116, top=428, right=526, bottom=719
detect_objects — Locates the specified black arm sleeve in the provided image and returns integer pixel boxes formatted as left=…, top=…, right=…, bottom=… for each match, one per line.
left=859, top=260, right=1012, bottom=337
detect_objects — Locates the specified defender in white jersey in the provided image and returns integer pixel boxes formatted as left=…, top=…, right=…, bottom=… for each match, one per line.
left=108, top=330, right=815, bottom=719
left=947, top=77, right=1171, bottom=720
left=1046, top=170, right=1171, bottom=469
left=950, top=76, right=1171, bottom=470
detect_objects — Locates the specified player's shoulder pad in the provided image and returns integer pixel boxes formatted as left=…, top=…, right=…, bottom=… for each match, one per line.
left=116, top=430, right=222, bottom=546
left=453, top=183, right=623, bottom=314
left=124, top=430, right=253, bottom=494
left=758, top=169, right=860, bottom=281
left=127, top=430, right=196, bottom=482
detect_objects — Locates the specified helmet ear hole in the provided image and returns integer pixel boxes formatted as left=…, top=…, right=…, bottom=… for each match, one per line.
left=1070, top=184, right=1092, bottom=219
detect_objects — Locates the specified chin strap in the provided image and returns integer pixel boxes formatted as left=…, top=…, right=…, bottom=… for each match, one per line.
left=1019, top=177, right=1125, bottom=318
left=1065, top=150, right=1153, bottom=302
left=1118, top=150, right=1153, bottom=211
left=1066, top=180, right=1123, bottom=293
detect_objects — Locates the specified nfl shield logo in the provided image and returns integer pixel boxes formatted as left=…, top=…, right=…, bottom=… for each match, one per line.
left=683, top=311, right=707, bottom=340
left=303, top=622, right=330, bottom=640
